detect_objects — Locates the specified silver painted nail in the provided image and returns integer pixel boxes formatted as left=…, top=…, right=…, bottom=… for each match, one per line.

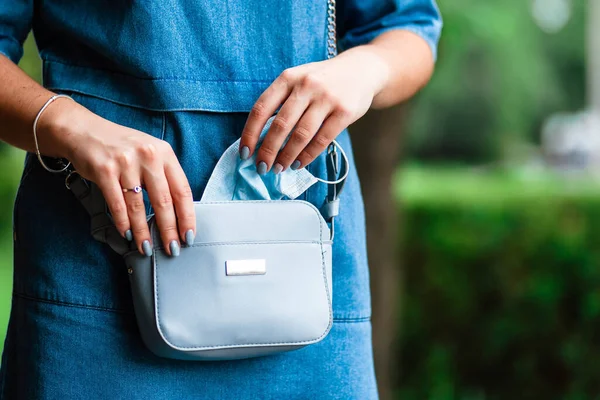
left=170, top=240, right=180, bottom=257
left=142, top=240, right=153, bottom=257
left=125, top=229, right=133, bottom=241
left=257, top=161, right=268, bottom=175
left=240, top=146, right=250, bottom=160
left=185, top=229, right=195, bottom=246
left=291, top=160, right=301, bottom=170
left=273, top=163, right=283, bottom=175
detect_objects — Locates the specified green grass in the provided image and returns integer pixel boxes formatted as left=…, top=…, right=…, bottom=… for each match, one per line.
left=397, top=164, right=600, bottom=207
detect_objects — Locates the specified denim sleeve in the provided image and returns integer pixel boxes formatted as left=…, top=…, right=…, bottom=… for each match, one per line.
left=0, top=0, right=33, bottom=63
left=336, top=0, right=442, bottom=61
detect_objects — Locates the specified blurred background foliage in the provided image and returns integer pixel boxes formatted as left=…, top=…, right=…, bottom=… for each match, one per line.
left=407, top=0, right=585, bottom=163
left=0, top=0, right=595, bottom=398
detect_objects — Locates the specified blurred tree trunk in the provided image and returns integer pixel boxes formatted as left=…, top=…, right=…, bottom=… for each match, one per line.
left=348, top=104, right=407, bottom=400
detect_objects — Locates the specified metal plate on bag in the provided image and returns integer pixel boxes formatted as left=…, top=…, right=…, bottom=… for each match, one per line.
left=225, top=259, right=266, bottom=276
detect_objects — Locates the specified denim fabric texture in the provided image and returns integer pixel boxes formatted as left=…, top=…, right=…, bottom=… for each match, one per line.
left=0, top=0, right=442, bottom=398
left=0, top=0, right=442, bottom=112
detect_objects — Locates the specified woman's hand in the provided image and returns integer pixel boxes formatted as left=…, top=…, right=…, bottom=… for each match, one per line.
left=39, top=100, right=195, bottom=257
left=239, top=47, right=390, bottom=173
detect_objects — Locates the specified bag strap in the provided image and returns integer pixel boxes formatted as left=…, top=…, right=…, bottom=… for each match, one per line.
left=318, top=0, right=342, bottom=239
left=326, top=0, right=337, bottom=60
left=65, top=171, right=132, bottom=255
left=317, top=140, right=348, bottom=235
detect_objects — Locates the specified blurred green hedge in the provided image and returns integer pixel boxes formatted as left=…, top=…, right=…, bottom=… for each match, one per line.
left=396, top=166, right=600, bottom=399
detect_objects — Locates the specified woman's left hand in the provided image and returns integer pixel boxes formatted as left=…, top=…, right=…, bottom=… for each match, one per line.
left=239, top=47, right=389, bottom=173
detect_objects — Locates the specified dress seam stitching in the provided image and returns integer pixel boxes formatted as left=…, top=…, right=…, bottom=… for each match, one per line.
left=333, top=317, right=371, bottom=323
left=43, top=59, right=274, bottom=83
left=12, top=292, right=132, bottom=314
left=10, top=292, right=369, bottom=321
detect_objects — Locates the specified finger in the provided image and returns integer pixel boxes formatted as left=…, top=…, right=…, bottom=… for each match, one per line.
left=164, top=160, right=196, bottom=246
left=256, top=88, right=311, bottom=173
left=239, top=69, right=298, bottom=158
left=143, top=166, right=181, bottom=257
left=275, top=101, right=332, bottom=170
left=293, top=111, right=348, bottom=169
left=121, top=173, right=152, bottom=257
left=96, top=175, right=131, bottom=241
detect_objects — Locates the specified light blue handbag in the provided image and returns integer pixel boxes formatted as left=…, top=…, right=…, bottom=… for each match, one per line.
left=126, top=179, right=344, bottom=360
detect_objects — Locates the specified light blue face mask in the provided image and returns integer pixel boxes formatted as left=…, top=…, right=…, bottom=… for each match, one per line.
left=200, top=115, right=348, bottom=203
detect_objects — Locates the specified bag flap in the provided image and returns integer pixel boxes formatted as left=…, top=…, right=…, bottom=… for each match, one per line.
left=150, top=200, right=333, bottom=352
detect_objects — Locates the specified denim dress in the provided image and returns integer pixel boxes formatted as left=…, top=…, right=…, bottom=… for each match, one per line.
left=0, top=0, right=441, bottom=398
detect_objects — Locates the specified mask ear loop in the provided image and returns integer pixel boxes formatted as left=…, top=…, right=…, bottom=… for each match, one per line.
left=313, top=139, right=350, bottom=185
left=313, top=140, right=350, bottom=240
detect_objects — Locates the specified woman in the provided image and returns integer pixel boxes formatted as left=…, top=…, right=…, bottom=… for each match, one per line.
left=0, top=0, right=441, bottom=398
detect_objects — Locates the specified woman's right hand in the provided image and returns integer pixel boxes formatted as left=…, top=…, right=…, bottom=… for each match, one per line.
left=37, top=97, right=196, bottom=257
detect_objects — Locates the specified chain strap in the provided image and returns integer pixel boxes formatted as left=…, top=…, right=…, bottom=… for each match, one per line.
left=326, top=0, right=337, bottom=59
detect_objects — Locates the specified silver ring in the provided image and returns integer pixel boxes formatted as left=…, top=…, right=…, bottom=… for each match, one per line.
left=122, top=185, right=143, bottom=194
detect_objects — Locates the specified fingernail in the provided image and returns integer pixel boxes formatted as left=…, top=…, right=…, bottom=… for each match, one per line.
left=125, top=229, right=133, bottom=241
left=240, top=146, right=250, bottom=160
left=257, top=161, right=268, bottom=175
left=273, top=163, right=283, bottom=175
left=170, top=240, right=180, bottom=257
left=142, top=240, right=152, bottom=257
left=185, top=229, right=195, bottom=246
left=291, top=160, right=301, bottom=170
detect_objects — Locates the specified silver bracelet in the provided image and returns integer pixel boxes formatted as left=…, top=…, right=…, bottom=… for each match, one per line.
left=32, top=94, right=74, bottom=173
